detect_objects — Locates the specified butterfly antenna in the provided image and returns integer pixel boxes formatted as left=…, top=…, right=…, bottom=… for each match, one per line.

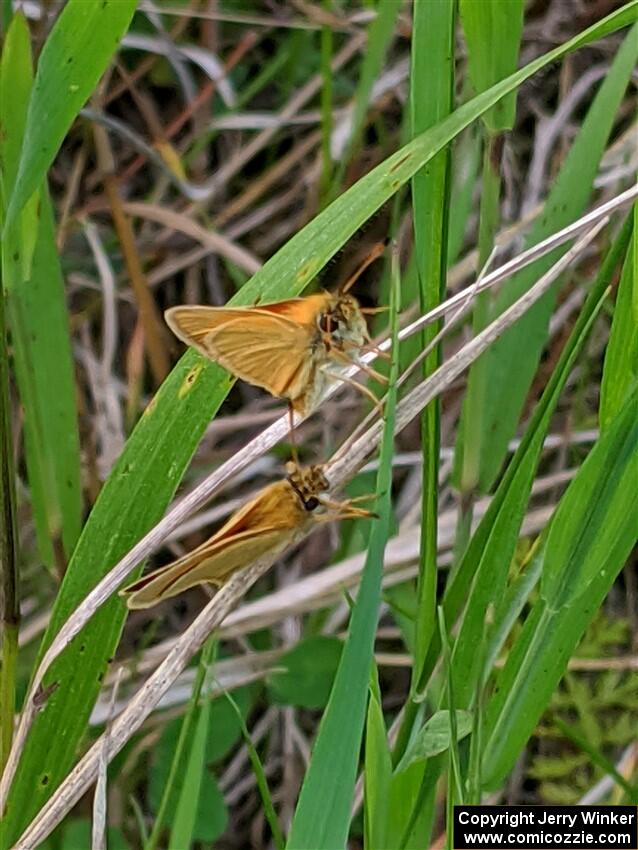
left=340, top=240, right=386, bottom=295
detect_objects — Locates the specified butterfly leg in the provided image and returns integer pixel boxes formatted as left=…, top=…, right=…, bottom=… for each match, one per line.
left=287, top=402, right=300, bottom=469
left=326, top=370, right=385, bottom=416
left=315, top=498, right=378, bottom=521
left=331, top=348, right=389, bottom=385
left=360, top=304, right=389, bottom=315
left=339, top=241, right=386, bottom=294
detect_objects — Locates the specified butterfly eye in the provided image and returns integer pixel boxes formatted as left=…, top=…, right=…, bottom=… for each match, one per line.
left=319, top=313, right=333, bottom=335
left=304, top=497, right=320, bottom=511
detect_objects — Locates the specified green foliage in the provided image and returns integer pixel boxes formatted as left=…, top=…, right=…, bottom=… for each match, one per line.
left=148, top=688, right=253, bottom=843
left=3, top=3, right=638, bottom=846
left=267, top=636, right=343, bottom=709
left=530, top=615, right=638, bottom=803
left=395, top=710, right=473, bottom=772
left=5, top=0, right=138, bottom=230
left=482, top=387, right=638, bottom=787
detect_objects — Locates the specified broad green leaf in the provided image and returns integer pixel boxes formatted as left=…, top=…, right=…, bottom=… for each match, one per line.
left=410, top=0, right=455, bottom=697
left=363, top=669, right=392, bottom=850
left=267, top=636, right=342, bottom=709
left=395, top=710, right=473, bottom=772
left=7, top=7, right=636, bottom=841
left=477, top=23, right=638, bottom=491
left=460, top=0, right=525, bottom=132
left=56, top=819, right=128, bottom=850
left=4, top=0, right=138, bottom=231
left=600, top=229, right=638, bottom=430
left=286, top=249, right=400, bottom=850
left=482, top=388, right=638, bottom=787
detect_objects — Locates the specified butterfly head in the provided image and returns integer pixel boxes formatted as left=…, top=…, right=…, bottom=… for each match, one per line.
left=318, top=294, right=368, bottom=351
left=285, top=463, right=330, bottom=512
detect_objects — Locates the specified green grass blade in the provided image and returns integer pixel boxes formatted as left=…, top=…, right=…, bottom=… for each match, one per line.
left=455, top=0, right=524, bottom=505
left=6, top=192, right=82, bottom=569
left=4, top=0, right=137, bottom=232
left=1, top=13, right=81, bottom=570
left=363, top=666, right=392, bottom=850
left=0, top=5, right=28, bottom=789
left=318, top=6, right=333, bottom=203
left=286, top=250, right=400, bottom=850
left=476, top=23, right=638, bottom=492
left=422, top=215, right=633, bottom=700
left=409, top=0, right=455, bottom=697
left=482, top=387, right=638, bottom=787
left=5, top=7, right=636, bottom=839
left=600, top=224, right=638, bottom=431
left=332, top=0, right=400, bottom=191
left=145, top=639, right=217, bottom=850
left=221, top=689, right=285, bottom=850
left=459, top=0, right=525, bottom=133
left=168, top=694, right=212, bottom=850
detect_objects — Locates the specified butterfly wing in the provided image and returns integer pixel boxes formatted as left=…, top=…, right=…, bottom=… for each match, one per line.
left=122, top=526, right=291, bottom=609
left=122, top=480, right=308, bottom=609
left=165, top=306, right=315, bottom=401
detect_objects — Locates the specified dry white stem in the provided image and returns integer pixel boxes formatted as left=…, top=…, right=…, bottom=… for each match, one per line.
left=0, top=199, right=621, bottom=812
left=394, top=184, right=636, bottom=347
left=10, top=219, right=606, bottom=847
left=122, top=202, right=262, bottom=274
left=80, top=221, right=125, bottom=477
left=13, top=554, right=290, bottom=849
left=324, top=217, right=609, bottom=488
left=91, top=670, right=122, bottom=850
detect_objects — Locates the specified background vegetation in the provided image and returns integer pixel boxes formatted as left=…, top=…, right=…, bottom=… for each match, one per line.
left=0, top=1, right=636, bottom=848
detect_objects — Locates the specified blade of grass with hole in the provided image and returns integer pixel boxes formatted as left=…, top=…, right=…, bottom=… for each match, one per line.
left=482, top=386, right=638, bottom=787
left=455, top=0, right=524, bottom=520
left=474, top=22, right=638, bottom=493
left=5, top=7, right=636, bottom=840
left=286, top=250, right=400, bottom=850
left=409, top=0, right=455, bottom=697
left=4, top=0, right=137, bottom=232
left=600, top=224, right=637, bottom=431
left=421, top=215, right=633, bottom=700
